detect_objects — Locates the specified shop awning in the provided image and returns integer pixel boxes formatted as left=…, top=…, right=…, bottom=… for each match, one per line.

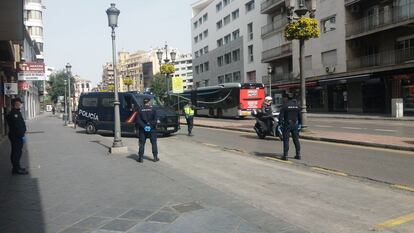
left=276, top=81, right=317, bottom=90
left=318, top=74, right=371, bottom=85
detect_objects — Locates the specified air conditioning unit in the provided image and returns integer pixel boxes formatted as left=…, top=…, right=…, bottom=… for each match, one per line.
left=325, top=66, right=336, bottom=74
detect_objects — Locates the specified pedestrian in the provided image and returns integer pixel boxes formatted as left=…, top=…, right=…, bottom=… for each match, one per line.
left=52, top=106, right=55, bottom=115
left=278, top=93, right=302, bottom=161
left=183, top=100, right=202, bottom=136
left=136, top=97, right=158, bottom=163
left=6, top=97, right=28, bottom=175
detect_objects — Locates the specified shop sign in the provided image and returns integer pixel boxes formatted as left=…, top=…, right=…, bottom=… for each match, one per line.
left=18, top=81, right=30, bottom=90
left=4, top=83, right=18, bottom=95
left=18, top=62, right=45, bottom=81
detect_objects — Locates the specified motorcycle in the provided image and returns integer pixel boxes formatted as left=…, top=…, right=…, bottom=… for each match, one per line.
left=251, top=106, right=283, bottom=140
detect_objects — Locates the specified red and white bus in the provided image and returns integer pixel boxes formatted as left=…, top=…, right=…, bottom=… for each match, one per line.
left=171, top=83, right=266, bottom=118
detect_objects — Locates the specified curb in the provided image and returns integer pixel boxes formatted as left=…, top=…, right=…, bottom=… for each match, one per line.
left=308, top=115, right=414, bottom=122
left=181, top=123, right=414, bottom=152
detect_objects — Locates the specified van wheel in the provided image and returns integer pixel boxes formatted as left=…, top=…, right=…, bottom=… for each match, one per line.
left=85, top=122, right=97, bottom=134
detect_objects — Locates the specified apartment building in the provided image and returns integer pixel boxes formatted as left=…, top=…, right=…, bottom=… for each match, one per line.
left=24, top=0, right=44, bottom=60
left=101, top=63, right=115, bottom=91
left=261, top=0, right=414, bottom=115
left=172, top=53, right=194, bottom=90
left=191, top=0, right=267, bottom=87
left=73, top=75, right=91, bottom=110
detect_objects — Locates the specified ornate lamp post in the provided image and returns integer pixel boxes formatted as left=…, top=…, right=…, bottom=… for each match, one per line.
left=267, top=65, right=273, bottom=97
left=106, top=3, right=126, bottom=152
left=63, top=79, right=68, bottom=126
left=284, top=0, right=317, bottom=128
left=156, top=43, right=177, bottom=102
left=65, top=63, right=72, bottom=124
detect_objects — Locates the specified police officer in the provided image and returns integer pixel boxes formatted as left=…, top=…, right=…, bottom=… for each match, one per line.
left=183, top=100, right=201, bottom=136
left=6, top=98, right=28, bottom=175
left=136, top=97, right=158, bottom=163
left=278, top=93, right=302, bottom=161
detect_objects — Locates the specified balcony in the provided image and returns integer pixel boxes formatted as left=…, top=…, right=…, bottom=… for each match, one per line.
left=270, top=72, right=294, bottom=83
left=345, top=0, right=361, bottom=6
left=261, top=0, right=285, bottom=14
left=261, top=17, right=288, bottom=38
left=346, top=3, right=414, bottom=38
left=347, top=47, right=414, bottom=70
left=262, top=43, right=292, bottom=63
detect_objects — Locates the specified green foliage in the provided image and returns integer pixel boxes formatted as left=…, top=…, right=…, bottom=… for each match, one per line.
left=150, top=73, right=171, bottom=101
left=47, top=70, right=74, bottom=103
left=123, top=77, right=134, bottom=91
left=160, top=64, right=175, bottom=74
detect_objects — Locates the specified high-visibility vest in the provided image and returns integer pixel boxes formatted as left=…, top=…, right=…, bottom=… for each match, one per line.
left=184, top=105, right=195, bottom=116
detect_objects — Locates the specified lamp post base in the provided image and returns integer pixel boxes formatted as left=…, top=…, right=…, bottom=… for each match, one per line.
left=109, top=145, right=128, bottom=154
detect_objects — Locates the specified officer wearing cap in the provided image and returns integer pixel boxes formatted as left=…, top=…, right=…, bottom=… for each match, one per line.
left=6, top=98, right=28, bottom=175
left=136, top=97, right=158, bottom=163
left=278, top=93, right=302, bottom=161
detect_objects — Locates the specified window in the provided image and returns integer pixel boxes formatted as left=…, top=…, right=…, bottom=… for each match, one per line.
left=245, top=0, right=255, bottom=12
left=203, top=13, right=208, bottom=21
left=203, top=30, right=208, bottom=38
left=304, top=55, right=312, bottom=71
left=204, top=62, right=209, bottom=71
left=321, top=50, right=337, bottom=67
left=198, top=18, right=202, bottom=25
left=248, top=45, right=254, bottom=62
left=216, top=2, right=222, bottom=12
left=217, top=38, right=223, bottom=47
left=204, top=80, right=209, bottom=86
left=224, top=0, right=230, bottom=7
left=224, top=53, right=232, bottom=64
left=225, top=73, right=232, bottom=83
left=224, top=34, right=231, bottom=44
left=28, top=26, right=43, bottom=36
left=224, top=15, right=231, bottom=25
left=193, top=21, right=198, bottom=29
left=233, top=71, right=241, bottom=82
left=322, top=16, right=336, bottom=33
left=232, top=29, right=240, bottom=40
left=199, top=33, right=203, bottom=40
left=28, top=10, right=42, bottom=20
left=200, top=64, right=204, bottom=73
left=247, top=71, right=256, bottom=83
left=247, top=23, right=253, bottom=41
left=195, top=51, right=199, bottom=58
left=199, top=49, right=204, bottom=56
left=216, top=20, right=223, bottom=29
left=204, top=46, right=209, bottom=54
left=194, top=36, right=198, bottom=43
left=232, top=49, right=240, bottom=61
left=232, top=9, right=239, bottom=20
left=101, top=97, right=115, bottom=107
left=195, top=65, right=199, bottom=74
left=218, top=76, right=224, bottom=84
left=217, top=56, right=224, bottom=67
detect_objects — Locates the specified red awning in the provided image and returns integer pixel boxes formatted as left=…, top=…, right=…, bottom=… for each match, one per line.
left=276, top=82, right=317, bottom=90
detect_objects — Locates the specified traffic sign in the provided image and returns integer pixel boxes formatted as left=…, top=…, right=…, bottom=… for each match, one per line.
left=4, top=83, right=18, bottom=95
left=172, top=76, right=184, bottom=94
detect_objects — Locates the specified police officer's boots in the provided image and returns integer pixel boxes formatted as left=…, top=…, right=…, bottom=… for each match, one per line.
left=138, top=155, right=143, bottom=163
left=153, top=155, right=159, bottom=162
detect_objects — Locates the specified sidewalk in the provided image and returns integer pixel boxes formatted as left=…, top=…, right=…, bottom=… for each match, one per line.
left=307, top=113, right=414, bottom=121
left=181, top=118, right=414, bottom=152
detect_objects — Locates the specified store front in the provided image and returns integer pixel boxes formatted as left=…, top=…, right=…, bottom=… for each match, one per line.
left=393, top=73, right=414, bottom=116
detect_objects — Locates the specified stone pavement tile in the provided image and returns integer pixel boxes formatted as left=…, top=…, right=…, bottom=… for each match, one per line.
left=71, top=216, right=112, bottom=229
left=91, top=230, right=123, bottom=233
left=127, top=222, right=168, bottom=233
left=147, top=211, right=179, bottom=223
left=49, top=212, right=86, bottom=227
left=172, top=202, right=204, bottom=214
left=118, top=209, right=154, bottom=220
left=100, top=219, right=138, bottom=232
left=94, top=207, right=130, bottom=218
left=60, top=227, right=92, bottom=233
left=236, top=220, right=264, bottom=233
left=44, top=223, right=66, bottom=233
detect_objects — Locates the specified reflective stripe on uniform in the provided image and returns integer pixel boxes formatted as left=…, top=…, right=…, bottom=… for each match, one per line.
left=184, top=106, right=194, bottom=116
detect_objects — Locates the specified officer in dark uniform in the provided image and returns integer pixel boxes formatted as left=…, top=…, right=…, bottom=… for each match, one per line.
left=6, top=98, right=28, bottom=175
left=136, top=97, right=158, bottom=163
left=278, top=93, right=302, bottom=161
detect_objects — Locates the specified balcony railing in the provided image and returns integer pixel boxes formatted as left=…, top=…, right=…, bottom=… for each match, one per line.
left=346, top=3, right=414, bottom=37
left=270, top=72, right=294, bottom=83
left=347, top=47, right=414, bottom=70
left=261, top=0, right=285, bottom=13
left=261, top=17, right=288, bottom=37
left=262, top=43, right=292, bottom=62
left=344, top=0, right=361, bottom=6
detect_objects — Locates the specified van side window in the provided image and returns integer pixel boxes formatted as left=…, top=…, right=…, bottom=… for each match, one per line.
left=123, top=95, right=133, bottom=110
left=82, top=97, right=98, bottom=107
left=101, top=97, right=115, bottom=107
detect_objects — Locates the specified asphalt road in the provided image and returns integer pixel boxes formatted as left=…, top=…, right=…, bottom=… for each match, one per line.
left=198, top=117, right=414, bottom=138
left=179, top=126, right=414, bottom=187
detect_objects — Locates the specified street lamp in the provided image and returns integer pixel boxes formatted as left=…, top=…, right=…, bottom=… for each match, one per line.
left=267, top=65, right=273, bottom=97
left=65, top=63, right=72, bottom=125
left=63, top=79, right=68, bottom=126
left=285, top=0, right=316, bottom=128
left=156, top=43, right=177, bottom=101
left=106, top=3, right=124, bottom=150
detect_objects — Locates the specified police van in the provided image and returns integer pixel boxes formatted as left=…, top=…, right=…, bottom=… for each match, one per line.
left=76, top=92, right=180, bottom=136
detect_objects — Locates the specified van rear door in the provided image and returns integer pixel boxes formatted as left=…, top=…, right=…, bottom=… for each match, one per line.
left=99, top=95, right=115, bottom=131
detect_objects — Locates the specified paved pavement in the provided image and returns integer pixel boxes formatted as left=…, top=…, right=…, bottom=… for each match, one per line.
left=185, top=117, right=414, bottom=151
left=307, top=113, right=414, bottom=121
left=1, top=114, right=414, bottom=233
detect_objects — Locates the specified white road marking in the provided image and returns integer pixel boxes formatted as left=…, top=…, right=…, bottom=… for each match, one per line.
left=341, top=127, right=366, bottom=130
left=374, top=129, right=397, bottom=132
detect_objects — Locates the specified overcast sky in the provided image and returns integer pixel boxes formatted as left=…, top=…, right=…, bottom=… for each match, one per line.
left=43, top=0, right=195, bottom=86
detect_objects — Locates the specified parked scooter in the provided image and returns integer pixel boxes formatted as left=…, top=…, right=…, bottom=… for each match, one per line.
left=251, top=106, right=283, bottom=140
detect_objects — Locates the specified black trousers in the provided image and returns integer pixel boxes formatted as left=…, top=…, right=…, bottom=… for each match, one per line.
left=282, top=125, right=301, bottom=157
left=138, top=130, right=158, bottom=157
left=186, top=116, right=194, bottom=133
left=8, top=135, right=23, bottom=169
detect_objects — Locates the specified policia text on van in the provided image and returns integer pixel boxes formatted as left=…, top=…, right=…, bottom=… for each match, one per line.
left=76, top=92, right=180, bottom=136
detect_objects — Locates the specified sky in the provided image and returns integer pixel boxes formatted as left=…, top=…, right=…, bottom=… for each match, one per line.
left=43, top=0, right=196, bottom=86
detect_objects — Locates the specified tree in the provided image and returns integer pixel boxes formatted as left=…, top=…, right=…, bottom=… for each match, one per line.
left=47, top=70, right=74, bottom=103
left=122, top=77, right=134, bottom=91
left=150, top=73, right=171, bottom=101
